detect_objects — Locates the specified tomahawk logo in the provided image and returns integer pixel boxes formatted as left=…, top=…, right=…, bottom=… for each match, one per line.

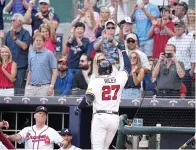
left=58, top=97, right=66, bottom=105
left=40, top=97, right=48, bottom=104
left=4, top=97, right=12, bottom=104
left=22, top=97, right=30, bottom=104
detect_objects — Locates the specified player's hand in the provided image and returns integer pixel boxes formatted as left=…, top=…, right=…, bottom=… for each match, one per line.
left=61, top=140, right=68, bottom=149
left=74, top=106, right=80, bottom=116
left=0, top=120, right=9, bottom=129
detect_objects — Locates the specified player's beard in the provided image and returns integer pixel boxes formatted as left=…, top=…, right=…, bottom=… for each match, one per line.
left=58, top=67, right=68, bottom=72
left=79, top=64, right=89, bottom=70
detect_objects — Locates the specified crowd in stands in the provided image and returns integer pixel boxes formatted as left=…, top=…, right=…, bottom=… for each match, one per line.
left=0, top=0, right=195, bottom=99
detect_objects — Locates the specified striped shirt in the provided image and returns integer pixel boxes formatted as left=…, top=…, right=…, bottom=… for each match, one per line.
left=28, top=48, right=57, bottom=85
left=167, top=34, right=195, bottom=70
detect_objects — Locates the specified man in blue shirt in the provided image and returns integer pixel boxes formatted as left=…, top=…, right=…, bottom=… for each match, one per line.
left=24, top=0, right=60, bottom=35
left=54, top=58, right=73, bottom=96
left=131, top=0, right=160, bottom=57
left=25, top=33, right=57, bottom=97
left=5, top=13, right=31, bottom=96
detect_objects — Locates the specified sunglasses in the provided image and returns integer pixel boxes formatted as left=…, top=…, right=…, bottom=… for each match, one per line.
left=130, top=56, right=137, bottom=60
left=107, top=27, right=115, bottom=30
left=127, top=38, right=135, bottom=44
left=97, top=59, right=105, bottom=64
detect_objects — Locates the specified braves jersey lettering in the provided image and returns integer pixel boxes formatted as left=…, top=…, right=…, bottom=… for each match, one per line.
left=87, top=71, right=128, bottom=113
left=104, top=78, right=116, bottom=83
left=18, top=125, right=63, bottom=150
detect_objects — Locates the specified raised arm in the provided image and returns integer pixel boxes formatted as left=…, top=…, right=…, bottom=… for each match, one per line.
left=4, top=0, right=15, bottom=13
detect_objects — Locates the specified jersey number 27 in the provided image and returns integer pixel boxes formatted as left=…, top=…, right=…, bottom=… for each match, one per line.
left=102, top=85, right=120, bottom=100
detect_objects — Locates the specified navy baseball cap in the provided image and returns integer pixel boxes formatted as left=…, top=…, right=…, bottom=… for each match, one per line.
left=60, top=128, right=72, bottom=136
left=35, top=106, right=48, bottom=114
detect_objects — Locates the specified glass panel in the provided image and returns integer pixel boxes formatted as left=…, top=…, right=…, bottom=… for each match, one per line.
left=17, top=113, right=31, bottom=130
left=48, top=114, right=62, bottom=131
left=2, top=112, right=16, bottom=130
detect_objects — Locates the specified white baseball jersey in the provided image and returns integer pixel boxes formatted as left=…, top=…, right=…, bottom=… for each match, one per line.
left=86, top=70, right=128, bottom=113
left=18, top=125, right=64, bottom=150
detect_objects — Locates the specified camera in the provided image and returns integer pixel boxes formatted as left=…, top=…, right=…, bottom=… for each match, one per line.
left=164, top=53, right=173, bottom=58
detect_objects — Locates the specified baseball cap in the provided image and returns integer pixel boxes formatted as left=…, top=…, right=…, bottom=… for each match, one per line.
left=35, top=106, right=48, bottom=114
left=123, top=17, right=132, bottom=24
left=39, top=0, right=50, bottom=4
left=177, top=1, right=188, bottom=11
left=58, top=58, right=67, bottom=65
left=174, top=20, right=186, bottom=27
left=60, top=128, right=72, bottom=136
left=105, top=19, right=115, bottom=28
left=126, top=33, right=138, bottom=41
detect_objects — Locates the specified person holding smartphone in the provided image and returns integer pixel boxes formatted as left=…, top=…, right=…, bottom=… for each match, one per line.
left=152, top=44, right=185, bottom=98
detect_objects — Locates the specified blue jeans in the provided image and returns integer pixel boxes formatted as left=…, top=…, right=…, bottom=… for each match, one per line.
left=139, top=39, right=153, bottom=57
left=14, top=68, right=27, bottom=96
left=121, top=88, right=141, bottom=100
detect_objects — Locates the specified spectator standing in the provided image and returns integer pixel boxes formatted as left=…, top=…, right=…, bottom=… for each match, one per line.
left=25, top=33, right=57, bottom=97
left=94, top=20, right=120, bottom=68
left=4, top=13, right=31, bottom=96
left=0, top=0, right=5, bottom=30
left=0, top=46, right=17, bottom=96
left=130, top=0, right=160, bottom=57
left=125, top=33, right=150, bottom=72
left=72, top=54, right=92, bottom=95
left=148, top=7, right=175, bottom=58
left=186, top=9, right=195, bottom=34
left=152, top=44, right=185, bottom=98
left=24, top=0, right=60, bottom=35
left=118, top=17, right=133, bottom=42
left=39, top=12, right=56, bottom=53
left=95, top=7, right=111, bottom=38
left=172, top=1, right=188, bottom=22
left=7, top=106, right=68, bottom=149
left=122, top=52, right=145, bottom=100
left=54, top=58, right=73, bottom=96
left=4, top=0, right=37, bottom=15
left=59, top=128, right=81, bottom=150
left=67, top=22, right=90, bottom=76
left=167, top=20, right=195, bottom=97
left=71, top=0, right=100, bottom=43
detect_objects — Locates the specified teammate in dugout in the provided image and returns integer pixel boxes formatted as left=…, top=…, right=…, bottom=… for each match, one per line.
left=74, top=41, right=131, bottom=149
left=6, top=106, right=68, bottom=150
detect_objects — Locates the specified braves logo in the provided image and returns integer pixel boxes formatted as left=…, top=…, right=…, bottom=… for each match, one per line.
left=4, top=97, right=12, bottom=104
left=40, top=97, right=48, bottom=104
left=58, top=97, right=66, bottom=105
left=169, top=100, right=178, bottom=107
left=22, top=97, right=30, bottom=104
left=188, top=100, right=195, bottom=107
left=132, top=99, right=141, bottom=106
left=150, top=99, right=159, bottom=107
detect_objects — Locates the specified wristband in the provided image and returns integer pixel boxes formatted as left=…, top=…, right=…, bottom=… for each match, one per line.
left=49, top=84, right=54, bottom=88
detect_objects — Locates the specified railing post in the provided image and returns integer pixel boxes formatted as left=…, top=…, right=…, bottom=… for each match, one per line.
left=132, top=118, right=143, bottom=149
left=69, top=105, right=81, bottom=147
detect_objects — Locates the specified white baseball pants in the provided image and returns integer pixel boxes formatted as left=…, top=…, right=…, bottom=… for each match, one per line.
left=91, top=113, right=119, bottom=150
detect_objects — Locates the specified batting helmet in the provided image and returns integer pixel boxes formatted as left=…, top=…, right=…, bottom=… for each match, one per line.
left=98, top=60, right=112, bottom=76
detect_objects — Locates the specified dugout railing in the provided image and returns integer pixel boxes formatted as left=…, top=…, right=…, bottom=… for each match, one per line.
left=0, top=96, right=195, bottom=149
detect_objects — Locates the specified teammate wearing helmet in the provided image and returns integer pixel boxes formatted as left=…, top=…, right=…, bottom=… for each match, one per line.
left=74, top=41, right=131, bottom=149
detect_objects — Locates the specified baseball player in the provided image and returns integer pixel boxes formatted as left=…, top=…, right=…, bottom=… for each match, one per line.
left=6, top=106, right=67, bottom=150
left=74, top=42, right=131, bottom=149
left=59, top=128, right=81, bottom=150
